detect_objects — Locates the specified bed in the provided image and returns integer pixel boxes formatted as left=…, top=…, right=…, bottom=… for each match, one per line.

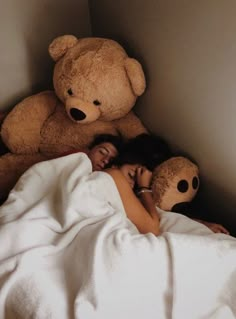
left=0, top=153, right=235, bottom=319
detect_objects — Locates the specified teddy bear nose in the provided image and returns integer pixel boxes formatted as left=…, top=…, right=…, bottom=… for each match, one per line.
left=70, top=108, right=86, bottom=121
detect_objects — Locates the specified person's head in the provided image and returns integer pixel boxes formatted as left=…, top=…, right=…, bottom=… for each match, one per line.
left=114, top=133, right=172, bottom=170
left=112, top=133, right=172, bottom=188
left=87, top=134, right=124, bottom=171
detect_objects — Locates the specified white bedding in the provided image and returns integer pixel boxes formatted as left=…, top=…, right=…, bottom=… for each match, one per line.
left=0, top=153, right=235, bottom=319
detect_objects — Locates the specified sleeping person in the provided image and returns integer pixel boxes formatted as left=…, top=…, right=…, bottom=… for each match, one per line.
left=97, top=133, right=174, bottom=236
left=0, top=133, right=124, bottom=206
left=106, top=160, right=160, bottom=236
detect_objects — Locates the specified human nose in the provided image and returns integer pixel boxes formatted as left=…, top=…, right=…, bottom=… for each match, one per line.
left=102, top=155, right=110, bottom=164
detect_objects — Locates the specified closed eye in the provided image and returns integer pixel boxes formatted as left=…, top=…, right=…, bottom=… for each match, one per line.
left=128, top=172, right=135, bottom=180
left=99, top=147, right=108, bottom=156
left=99, top=149, right=107, bottom=155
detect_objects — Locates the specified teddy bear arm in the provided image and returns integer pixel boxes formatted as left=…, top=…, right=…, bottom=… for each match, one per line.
left=1, top=91, right=58, bottom=154
left=114, top=111, right=148, bottom=140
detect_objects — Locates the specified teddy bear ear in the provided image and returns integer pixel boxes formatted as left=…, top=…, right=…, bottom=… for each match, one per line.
left=49, top=35, right=78, bottom=62
left=124, top=58, right=146, bottom=96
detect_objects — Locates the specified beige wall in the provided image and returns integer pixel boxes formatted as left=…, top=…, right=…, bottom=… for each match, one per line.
left=0, top=0, right=91, bottom=111
left=90, top=0, right=236, bottom=234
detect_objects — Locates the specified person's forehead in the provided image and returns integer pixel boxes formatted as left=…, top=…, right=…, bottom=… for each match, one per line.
left=98, top=142, right=118, bottom=154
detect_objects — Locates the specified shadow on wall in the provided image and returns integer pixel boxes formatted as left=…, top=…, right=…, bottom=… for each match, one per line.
left=104, top=36, right=149, bottom=87
left=2, top=0, right=91, bottom=111
left=192, top=177, right=236, bottom=237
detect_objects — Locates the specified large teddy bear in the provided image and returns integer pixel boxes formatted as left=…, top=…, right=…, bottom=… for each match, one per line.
left=0, top=35, right=147, bottom=201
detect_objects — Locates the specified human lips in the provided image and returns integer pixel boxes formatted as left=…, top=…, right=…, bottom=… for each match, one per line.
left=96, top=163, right=104, bottom=170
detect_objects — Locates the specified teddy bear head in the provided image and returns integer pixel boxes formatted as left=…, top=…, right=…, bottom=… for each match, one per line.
left=48, top=35, right=146, bottom=124
left=151, top=156, right=200, bottom=212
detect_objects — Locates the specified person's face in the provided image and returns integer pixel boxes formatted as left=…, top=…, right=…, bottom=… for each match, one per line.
left=119, top=164, right=140, bottom=189
left=88, top=142, right=118, bottom=171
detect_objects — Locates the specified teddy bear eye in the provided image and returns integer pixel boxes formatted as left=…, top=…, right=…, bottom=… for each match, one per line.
left=93, top=100, right=101, bottom=106
left=192, top=176, right=199, bottom=189
left=177, top=180, right=189, bottom=193
left=67, top=89, right=73, bottom=96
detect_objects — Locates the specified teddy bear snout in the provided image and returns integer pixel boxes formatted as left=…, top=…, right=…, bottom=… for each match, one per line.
left=70, top=108, right=86, bottom=121
left=66, top=98, right=101, bottom=123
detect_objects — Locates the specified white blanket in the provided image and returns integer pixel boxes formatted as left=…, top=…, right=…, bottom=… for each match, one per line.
left=0, top=153, right=235, bottom=319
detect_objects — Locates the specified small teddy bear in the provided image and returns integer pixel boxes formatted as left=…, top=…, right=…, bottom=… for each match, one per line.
left=151, top=156, right=200, bottom=212
left=0, top=35, right=147, bottom=200
left=151, top=156, right=230, bottom=234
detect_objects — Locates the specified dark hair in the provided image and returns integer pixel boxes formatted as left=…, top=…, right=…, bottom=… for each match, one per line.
left=113, top=133, right=172, bottom=170
left=89, top=133, right=124, bottom=154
